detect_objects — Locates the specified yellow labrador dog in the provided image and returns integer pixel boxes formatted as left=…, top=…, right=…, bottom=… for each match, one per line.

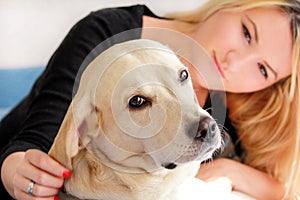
left=49, top=39, right=222, bottom=200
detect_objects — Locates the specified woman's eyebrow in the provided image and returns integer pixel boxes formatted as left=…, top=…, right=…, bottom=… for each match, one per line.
left=245, top=14, right=259, bottom=43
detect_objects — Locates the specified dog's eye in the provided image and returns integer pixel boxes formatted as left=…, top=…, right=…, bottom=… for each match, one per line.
left=129, top=95, right=148, bottom=108
left=179, top=69, right=189, bottom=82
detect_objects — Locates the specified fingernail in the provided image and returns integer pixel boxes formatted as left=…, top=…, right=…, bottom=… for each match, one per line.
left=54, top=196, right=60, bottom=200
left=62, top=171, right=72, bottom=178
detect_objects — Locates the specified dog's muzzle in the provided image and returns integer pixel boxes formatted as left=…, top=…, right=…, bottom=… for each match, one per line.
left=162, top=117, right=220, bottom=170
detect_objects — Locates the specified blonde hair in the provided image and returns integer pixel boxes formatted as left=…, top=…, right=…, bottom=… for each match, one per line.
left=169, top=0, right=300, bottom=199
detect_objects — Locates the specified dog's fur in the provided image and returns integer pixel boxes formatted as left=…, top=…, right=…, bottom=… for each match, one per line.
left=48, top=39, right=221, bottom=200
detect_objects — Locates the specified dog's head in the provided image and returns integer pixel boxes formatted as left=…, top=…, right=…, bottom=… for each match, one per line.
left=49, top=39, right=221, bottom=173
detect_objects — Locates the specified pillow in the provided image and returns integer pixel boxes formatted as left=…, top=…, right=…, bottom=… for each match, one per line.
left=0, top=66, right=44, bottom=120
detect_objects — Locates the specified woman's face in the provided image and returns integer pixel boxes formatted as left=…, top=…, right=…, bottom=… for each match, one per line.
left=195, top=6, right=293, bottom=93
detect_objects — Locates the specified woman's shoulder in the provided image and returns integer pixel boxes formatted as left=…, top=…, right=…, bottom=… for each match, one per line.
left=91, top=4, right=153, bottom=17
left=64, top=5, right=154, bottom=44
left=81, top=5, right=155, bottom=29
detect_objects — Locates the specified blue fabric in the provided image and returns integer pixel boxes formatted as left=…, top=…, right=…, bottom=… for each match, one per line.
left=0, top=66, right=45, bottom=119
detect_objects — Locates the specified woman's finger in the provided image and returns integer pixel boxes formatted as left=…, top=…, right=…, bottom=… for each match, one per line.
left=16, top=154, right=64, bottom=189
left=13, top=174, right=60, bottom=197
left=25, top=149, right=72, bottom=179
left=14, top=188, right=59, bottom=200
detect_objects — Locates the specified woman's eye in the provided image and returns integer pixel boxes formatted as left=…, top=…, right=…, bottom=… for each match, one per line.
left=242, top=23, right=251, bottom=44
left=258, top=63, right=268, bottom=79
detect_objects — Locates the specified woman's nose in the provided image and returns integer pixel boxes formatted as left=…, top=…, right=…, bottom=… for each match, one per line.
left=222, top=50, right=257, bottom=71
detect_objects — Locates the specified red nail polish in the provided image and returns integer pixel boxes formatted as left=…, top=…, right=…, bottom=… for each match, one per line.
left=62, top=171, right=72, bottom=178
left=54, top=196, right=60, bottom=200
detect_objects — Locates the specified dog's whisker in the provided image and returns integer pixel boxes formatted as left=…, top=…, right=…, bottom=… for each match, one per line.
left=175, top=48, right=183, bottom=55
left=204, top=107, right=213, bottom=113
left=218, top=123, right=228, bottom=132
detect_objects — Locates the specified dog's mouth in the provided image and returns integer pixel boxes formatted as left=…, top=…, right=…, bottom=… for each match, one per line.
left=161, top=147, right=220, bottom=170
left=160, top=149, right=216, bottom=170
left=160, top=130, right=223, bottom=170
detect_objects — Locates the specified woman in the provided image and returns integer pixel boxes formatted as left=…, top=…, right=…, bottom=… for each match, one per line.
left=0, top=0, right=299, bottom=199
left=167, top=0, right=300, bottom=199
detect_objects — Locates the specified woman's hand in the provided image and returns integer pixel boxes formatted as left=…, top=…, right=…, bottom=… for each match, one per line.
left=196, top=158, right=285, bottom=200
left=196, top=158, right=234, bottom=184
left=1, top=149, right=72, bottom=200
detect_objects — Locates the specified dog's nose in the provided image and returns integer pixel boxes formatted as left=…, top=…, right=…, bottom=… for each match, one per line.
left=195, top=117, right=218, bottom=141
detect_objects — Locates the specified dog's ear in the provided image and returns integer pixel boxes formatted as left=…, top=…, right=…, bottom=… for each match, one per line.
left=48, top=102, right=80, bottom=170
left=48, top=101, right=100, bottom=170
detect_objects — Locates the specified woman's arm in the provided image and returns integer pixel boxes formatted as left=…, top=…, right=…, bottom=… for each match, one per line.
left=196, top=158, right=285, bottom=200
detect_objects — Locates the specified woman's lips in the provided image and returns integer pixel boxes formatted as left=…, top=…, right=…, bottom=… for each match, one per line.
left=213, top=51, right=226, bottom=79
